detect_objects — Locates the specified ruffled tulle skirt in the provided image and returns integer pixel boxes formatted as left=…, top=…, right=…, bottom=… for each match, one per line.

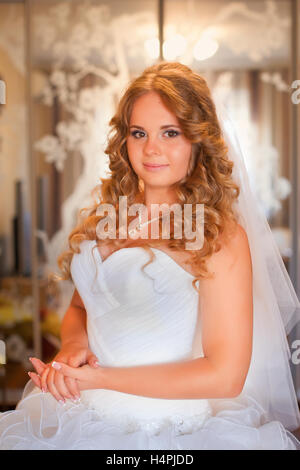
left=0, top=380, right=299, bottom=450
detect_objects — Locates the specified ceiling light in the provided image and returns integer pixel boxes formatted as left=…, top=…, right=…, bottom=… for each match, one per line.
left=163, top=34, right=187, bottom=61
left=193, top=35, right=219, bottom=61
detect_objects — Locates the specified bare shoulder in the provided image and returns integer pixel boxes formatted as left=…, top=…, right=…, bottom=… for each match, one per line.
left=220, top=222, right=249, bottom=249
left=206, top=223, right=252, bottom=274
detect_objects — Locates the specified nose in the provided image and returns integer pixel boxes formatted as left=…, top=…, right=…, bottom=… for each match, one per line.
left=143, top=135, right=161, bottom=156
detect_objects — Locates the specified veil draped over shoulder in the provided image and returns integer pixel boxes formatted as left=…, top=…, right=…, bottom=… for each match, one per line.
left=212, top=96, right=300, bottom=432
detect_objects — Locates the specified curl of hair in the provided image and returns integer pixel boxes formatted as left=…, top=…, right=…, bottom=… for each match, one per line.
left=51, top=62, right=240, bottom=294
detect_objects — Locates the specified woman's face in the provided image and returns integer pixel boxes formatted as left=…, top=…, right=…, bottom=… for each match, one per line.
left=126, top=91, right=192, bottom=189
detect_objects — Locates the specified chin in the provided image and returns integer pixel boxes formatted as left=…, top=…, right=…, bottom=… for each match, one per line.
left=143, top=175, right=171, bottom=184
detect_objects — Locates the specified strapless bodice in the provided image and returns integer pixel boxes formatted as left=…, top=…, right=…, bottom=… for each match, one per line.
left=70, top=239, right=212, bottom=434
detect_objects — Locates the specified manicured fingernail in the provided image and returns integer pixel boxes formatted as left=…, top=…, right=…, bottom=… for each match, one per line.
left=72, top=398, right=80, bottom=404
left=42, top=387, right=47, bottom=393
left=94, top=362, right=100, bottom=367
left=59, top=399, right=65, bottom=405
left=52, top=361, right=61, bottom=370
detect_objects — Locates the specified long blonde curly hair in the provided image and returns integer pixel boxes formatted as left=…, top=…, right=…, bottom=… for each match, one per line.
left=53, top=62, right=240, bottom=293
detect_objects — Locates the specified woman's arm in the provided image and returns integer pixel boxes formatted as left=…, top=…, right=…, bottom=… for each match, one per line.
left=60, top=289, right=89, bottom=348
left=53, top=224, right=253, bottom=400
left=30, top=289, right=100, bottom=402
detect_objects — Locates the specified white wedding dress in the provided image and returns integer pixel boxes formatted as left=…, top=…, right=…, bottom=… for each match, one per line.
left=0, top=239, right=299, bottom=450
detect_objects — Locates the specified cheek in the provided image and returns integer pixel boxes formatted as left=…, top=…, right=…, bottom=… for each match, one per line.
left=127, top=140, right=141, bottom=163
left=169, top=143, right=192, bottom=171
left=126, top=141, right=143, bottom=178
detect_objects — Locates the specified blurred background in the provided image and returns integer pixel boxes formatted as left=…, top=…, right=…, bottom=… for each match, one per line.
left=0, top=0, right=299, bottom=411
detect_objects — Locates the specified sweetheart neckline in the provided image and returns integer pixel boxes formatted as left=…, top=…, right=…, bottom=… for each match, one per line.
left=91, top=241, right=196, bottom=280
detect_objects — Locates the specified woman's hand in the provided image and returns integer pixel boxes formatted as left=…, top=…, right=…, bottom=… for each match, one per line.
left=51, top=361, right=106, bottom=392
left=28, top=343, right=100, bottom=403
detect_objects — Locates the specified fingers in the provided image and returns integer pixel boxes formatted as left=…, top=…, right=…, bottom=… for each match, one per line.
left=87, top=354, right=100, bottom=368
left=44, top=364, right=80, bottom=402
left=51, top=361, right=84, bottom=380
left=28, top=356, right=45, bottom=390
left=40, top=364, right=50, bottom=393
left=50, top=360, right=81, bottom=400
left=45, top=367, right=68, bottom=403
left=62, top=357, right=83, bottom=399
left=52, top=370, right=77, bottom=401
left=28, top=370, right=79, bottom=404
left=68, top=354, right=84, bottom=368
left=28, top=372, right=41, bottom=389
left=29, top=357, right=47, bottom=376
left=63, top=377, right=81, bottom=399
left=28, top=356, right=82, bottom=403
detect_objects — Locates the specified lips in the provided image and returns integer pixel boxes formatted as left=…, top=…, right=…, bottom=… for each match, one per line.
left=143, top=163, right=169, bottom=168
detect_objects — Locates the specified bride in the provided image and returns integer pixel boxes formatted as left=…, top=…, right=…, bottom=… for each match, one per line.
left=0, top=62, right=299, bottom=450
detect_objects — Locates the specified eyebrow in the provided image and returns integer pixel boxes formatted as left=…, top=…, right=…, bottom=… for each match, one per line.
left=129, top=125, right=181, bottom=130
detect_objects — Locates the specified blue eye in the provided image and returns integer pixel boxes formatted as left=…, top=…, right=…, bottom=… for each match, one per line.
left=130, top=130, right=145, bottom=139
left=165, top=129, right=180, bottom=138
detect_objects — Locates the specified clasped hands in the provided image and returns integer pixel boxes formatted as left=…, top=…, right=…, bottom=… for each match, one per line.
left=28, top=343, right=104, bottom=404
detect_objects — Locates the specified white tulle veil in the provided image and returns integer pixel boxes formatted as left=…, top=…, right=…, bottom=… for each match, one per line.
left=210, top=95, right=300, bottom=432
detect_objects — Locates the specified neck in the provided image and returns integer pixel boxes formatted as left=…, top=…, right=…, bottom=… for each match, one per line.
left=143, top=186, right=179, bottom=217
